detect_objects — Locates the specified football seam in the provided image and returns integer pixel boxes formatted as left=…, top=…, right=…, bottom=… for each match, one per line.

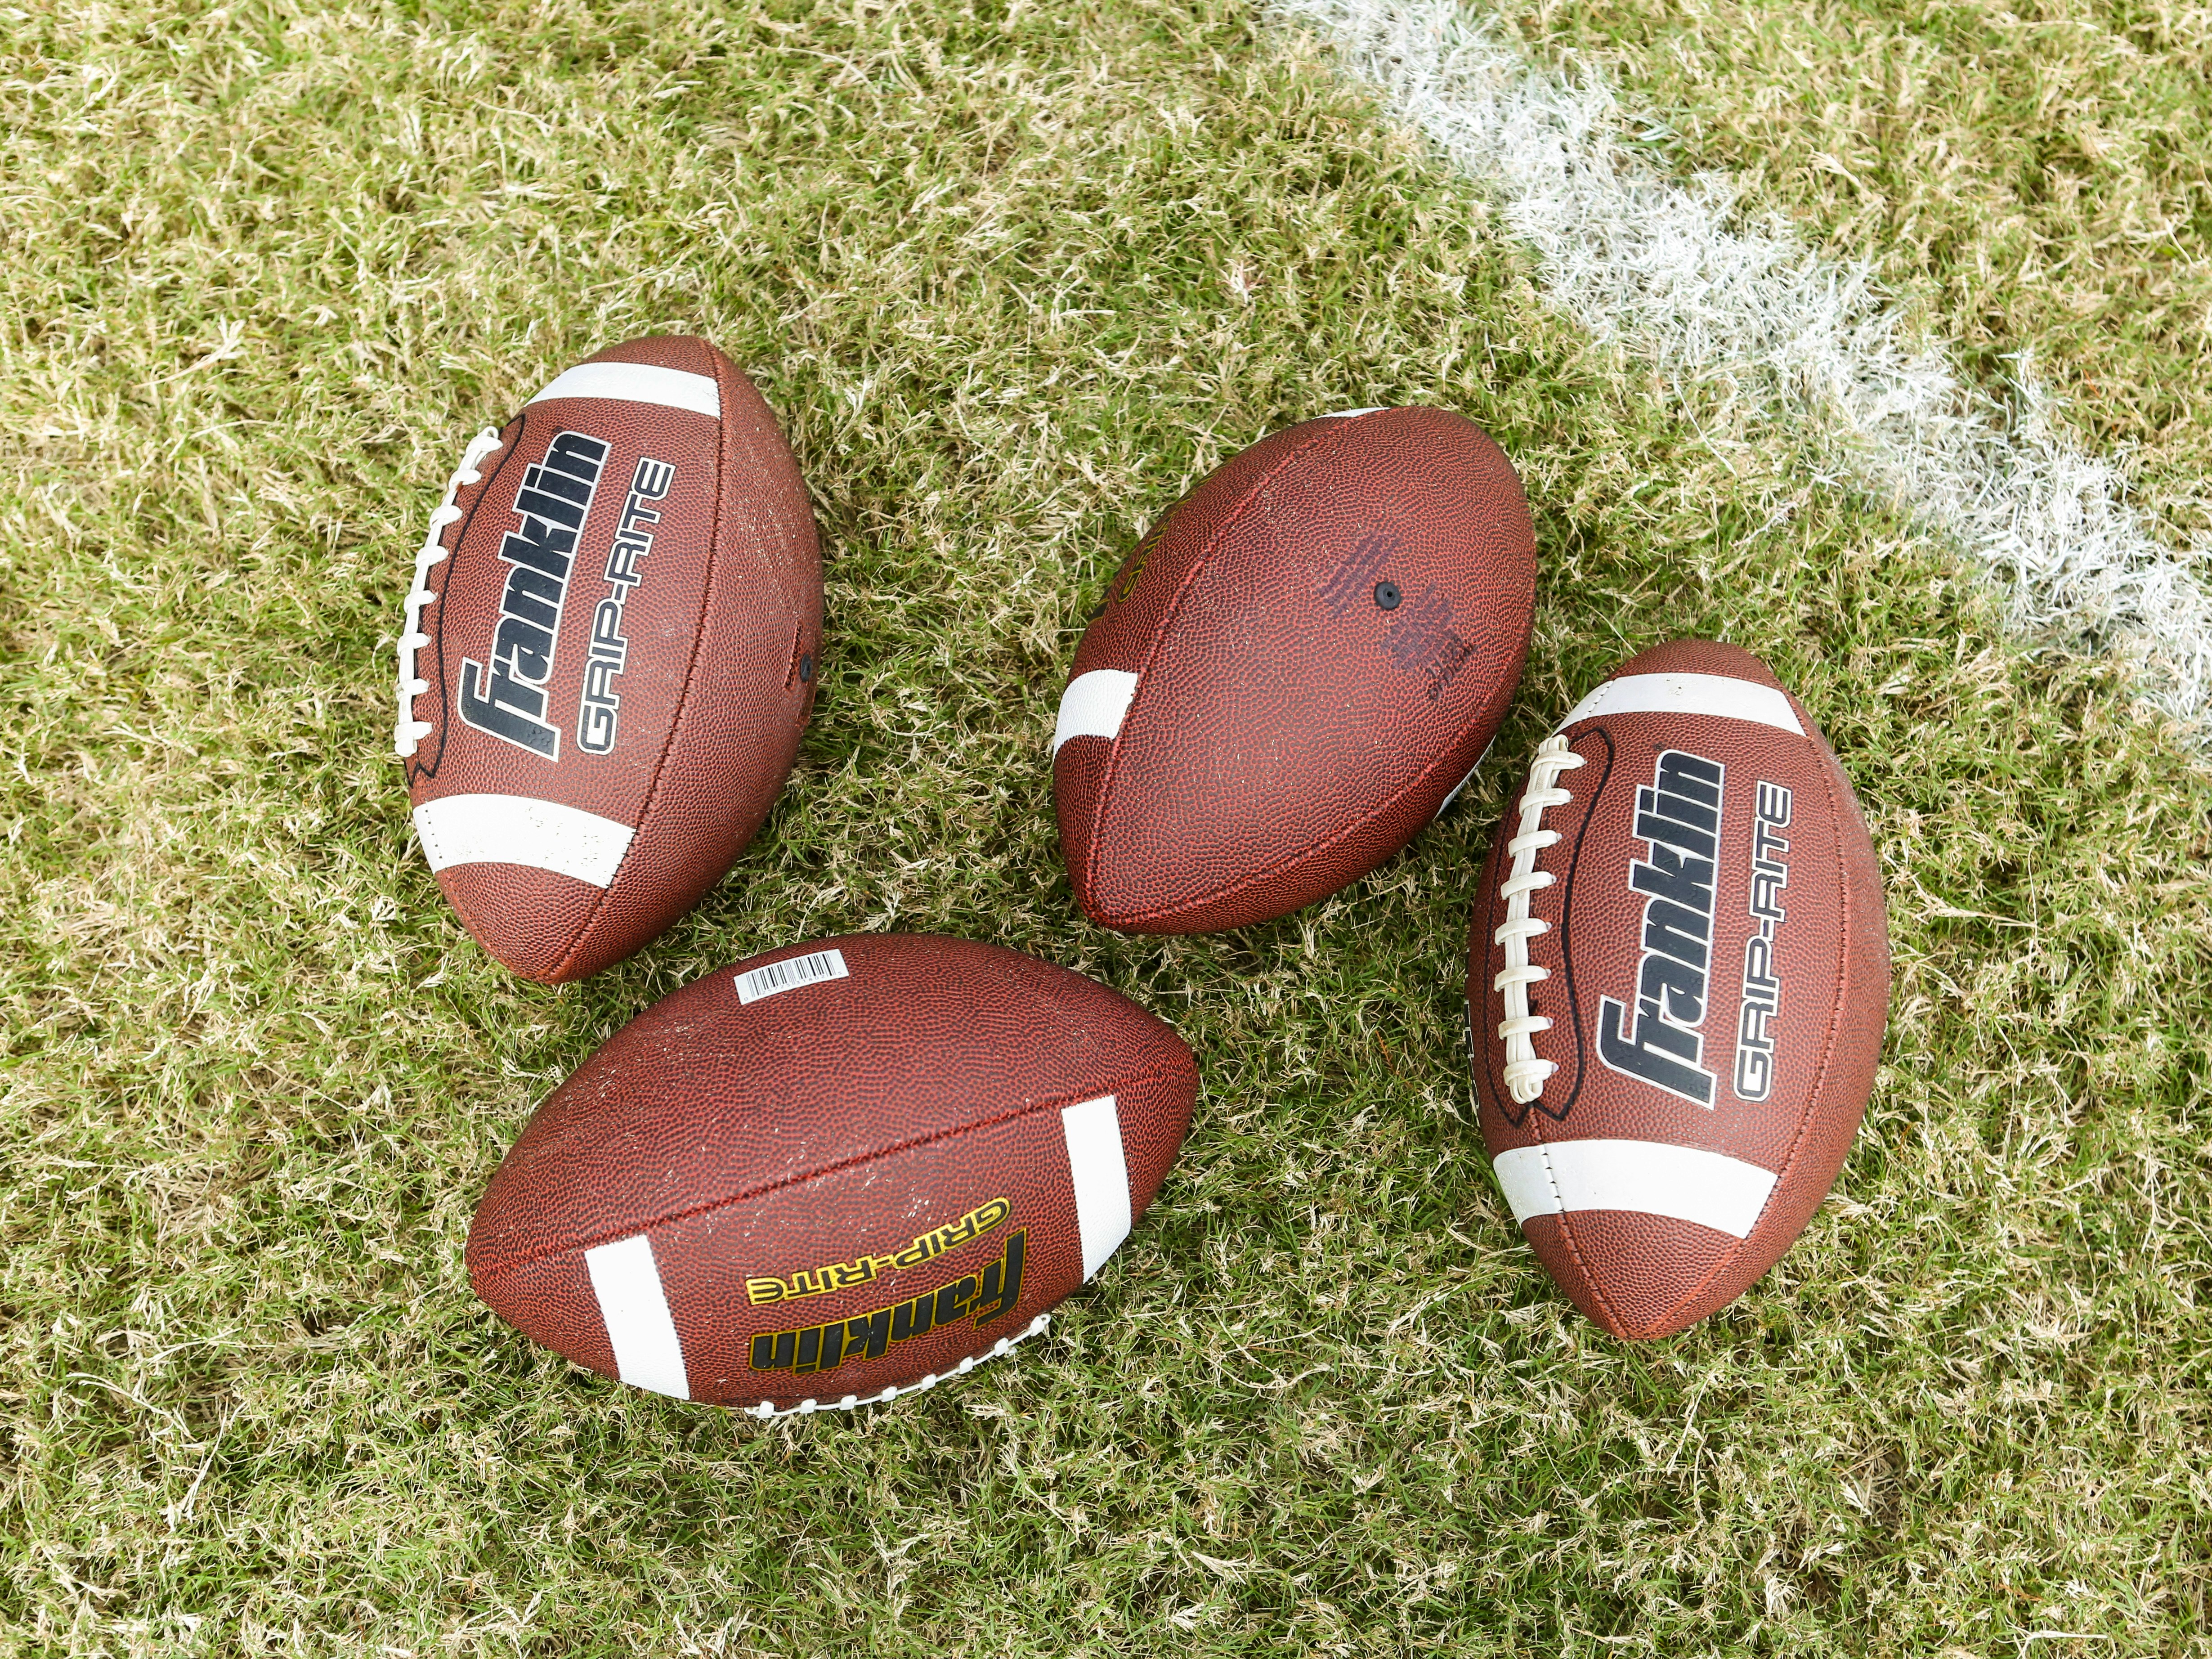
left=1098, top=688, right=1514, bottom=927
left=470, top=1061, right=1185, bottom=1282
left=1083, top=421, right=1532, bottom=928
left=1080, top=421, right=1346, bottom=913
left=547, top=342, right=726, bottom=982
left=1548, top=726, right=1614, bottom=1122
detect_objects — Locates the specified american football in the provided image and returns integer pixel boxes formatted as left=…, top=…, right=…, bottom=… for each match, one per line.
left=466, top=933, right=1198, bottom=1414
left=1467, top=641, right=1890, bottom=1339
left=1053, top=407, right=1536, bottom=934
left=395, top=336, right=823, bottom=983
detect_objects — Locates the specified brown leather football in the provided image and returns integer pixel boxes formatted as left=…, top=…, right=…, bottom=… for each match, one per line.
left=1053, top=408, right=1536, bottom=933
left=466, top=934, right=1198, bottom=1414
left=1467, top=641, right=1889, bottom=1339
left=396, top=336, right=822, bottom=983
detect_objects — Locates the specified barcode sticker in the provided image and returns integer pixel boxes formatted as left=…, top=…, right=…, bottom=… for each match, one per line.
left=734, top=948, right=850, bottom=1007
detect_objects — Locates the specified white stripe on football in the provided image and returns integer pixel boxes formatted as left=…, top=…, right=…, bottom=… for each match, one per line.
left=1053, top=669, right=1140, bottom=756
left=1491, top=1140, right=1780, bottom=1241
left=1555, top=671, right=1805, bottom=735
left=411, top=793, right=636, bottom=888
left=527, top=360, right=722, bottom=418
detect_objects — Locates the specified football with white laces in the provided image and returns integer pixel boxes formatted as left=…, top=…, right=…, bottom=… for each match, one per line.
left=466, top=933, right=1198, bottom=1415
left=395, top=336, right=822, bottom=983
left=1466, top=641, right=1888, bottom=1338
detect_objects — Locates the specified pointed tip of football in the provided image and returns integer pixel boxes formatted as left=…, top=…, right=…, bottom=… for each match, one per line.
left=434, top=863, right=604, bottom=983
left=467, top=1242, right=622, bottom=1382
left=1520, top=1210, right=1750, bottom=1341
left=587, top=332, right=729, bottom=379
left=1053, top=736, right=1110, bottom=921
left=1613, top=637, right=1784, bottom=692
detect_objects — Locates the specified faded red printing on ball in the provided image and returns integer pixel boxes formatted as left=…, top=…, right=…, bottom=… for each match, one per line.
left=466, top=933, right=1199, bottom=1415
left=397, top=335, right=823, bottom=984
left=1467, top=641, right=1890, bottom=1339
left=1053, top=407, right=1537, bottom=934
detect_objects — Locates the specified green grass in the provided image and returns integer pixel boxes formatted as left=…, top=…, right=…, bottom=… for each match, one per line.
left=1492, top=0, right=2212, bottom=537
left=2, top=0, right=2209, bottom=1651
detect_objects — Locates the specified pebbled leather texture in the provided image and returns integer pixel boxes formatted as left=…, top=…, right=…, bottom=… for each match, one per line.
left=1055, top=407, right=1536, bottom=934
left=467, top=933, right=1198, bottom=1410
left=405, top=336, right=823, bottom=982
left=1467, top=641, right=1890, bottom=1339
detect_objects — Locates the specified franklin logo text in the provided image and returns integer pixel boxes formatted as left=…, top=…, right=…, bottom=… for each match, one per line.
left=576, top=456, right=674, bottom=755
left=1732, top=782, right=1792, bottom=1101
left=748, top=1228, right=1026, bottom=1379
left=744, top=1199, right=1010, bottom=1307
left=1597, top=749, right=1724, bottom=1107
left=459, top=430, right=609, bottom=759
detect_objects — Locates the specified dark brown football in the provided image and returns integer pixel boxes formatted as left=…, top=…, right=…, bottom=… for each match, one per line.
left=396, top=336, right=822, bottom=983
left=466, top=934, right=1198, bottom=1415
left=1053, top=407, right=1536, bottom=934
left=1467, top=641, right=1889, bottom=1339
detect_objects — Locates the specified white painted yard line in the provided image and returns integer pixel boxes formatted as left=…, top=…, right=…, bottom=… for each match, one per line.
left=1265, top=0, right=2212, bottom=732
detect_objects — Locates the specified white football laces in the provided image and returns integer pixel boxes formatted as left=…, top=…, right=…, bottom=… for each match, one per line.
left=1493, top=733, right=1587, bottom=1104
left=738, top=1312, right=1052, bottom=1420
left=394, top=426, right=505, bottom=760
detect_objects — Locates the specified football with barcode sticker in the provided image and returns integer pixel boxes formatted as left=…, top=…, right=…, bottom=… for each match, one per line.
left=395, top=336, right=822, bottom=983
left=465, top=933, right=1199, bottom=1414
left=1466, top=640, right=1889, bottom=1339
left=1052, top=407, right=1536, bottom=934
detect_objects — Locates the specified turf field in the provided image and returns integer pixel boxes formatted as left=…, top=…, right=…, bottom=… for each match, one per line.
left=3, top=0, right=2209, bottom=1650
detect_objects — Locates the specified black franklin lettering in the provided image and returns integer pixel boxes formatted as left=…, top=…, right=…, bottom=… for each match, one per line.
left=460, top=429, right=607, bottom=759
left=971, top=1231, right=1026, bottom=1324
left=934, top=1277, right=977, bottom=1329
left=513, top=484, right=585, bottom=531
left=793, top=1326, right=823, bottom=1374
left=500, top=564, right=564, bottom=633
left=1598, top=750, right=1724, bottom=1107
left=1638, top=951, right=1707, bottom=1027
left=522, top=460, right=594, bottom=511
left=1642, top=898, right=1712, bottom=967
left=1629, top=841, right=1716, bottom=912
left=545, top=430, right=610, bottom=480
left=458, top=658, right=555, bottom=756
left=1634, top=802, right=1716, bottom=864
left=493, top=615, right=555, bottom=683
left=1657, top=750, right=1723, bottom=804
left=1633, top=997, right=1703, bottom=1063
left=498, top=511, right=574, bottom=580
left=843, top=1307, right=892, bottom=1362
left=1597, top=995, right=1715, bottom=1106
left=890, top=1293, right=933, bottom=1343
